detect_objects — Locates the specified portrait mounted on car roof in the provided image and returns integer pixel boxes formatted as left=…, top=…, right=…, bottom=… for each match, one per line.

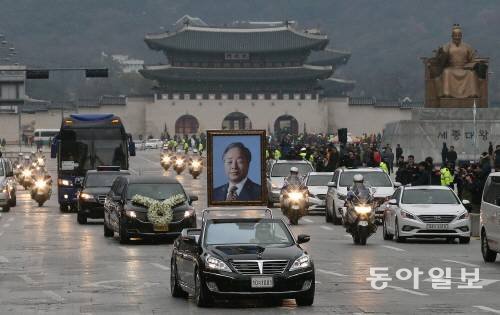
left=207, top=130, right=266, bottom=206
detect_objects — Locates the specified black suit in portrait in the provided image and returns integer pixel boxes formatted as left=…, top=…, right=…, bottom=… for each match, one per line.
left=213, top=179, right=262, bottom=201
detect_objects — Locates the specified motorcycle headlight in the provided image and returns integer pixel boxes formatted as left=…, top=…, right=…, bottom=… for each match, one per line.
left=289, top=254, right=311, bottom=272
left=58, top=179, right=73, bottom=187
left=354, top=206, right=372, bottom=214
left=35, top=180, right=47, bottom=189
left=205, top=255, right=231, bottom=272
left=22, top=170, right=32, bottom=177
left=184, top=209, right=194, bottom=218
left=400, top=210, right=417, bottom=220
left=79, top=193, right=94, bottom=200
left=1, top=185, right=7, bottom=193
left=191, top=160, right=202, bottom=168
left=162, top=156, right=171, bottom=163
left=458, top=211, right=469, bottom=220
left=288, top=191, right=304, bottom=202
left=37, top=158, right=44, bottom=164
left=175, top=159, right=184, bottom=166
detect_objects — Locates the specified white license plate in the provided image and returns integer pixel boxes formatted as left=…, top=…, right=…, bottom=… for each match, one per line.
left=251, top=276, right=274, bottom=288
left=427, top=223, right=448, bottom=230
left=358, top=221, right=368, bottom=227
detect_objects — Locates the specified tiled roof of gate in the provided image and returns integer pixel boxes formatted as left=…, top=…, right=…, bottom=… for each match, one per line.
left=144, top=25, right=329, bottom=53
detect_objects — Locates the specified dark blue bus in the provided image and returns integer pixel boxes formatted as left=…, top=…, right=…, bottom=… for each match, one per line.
left=51, top=114, right=135, bottom=211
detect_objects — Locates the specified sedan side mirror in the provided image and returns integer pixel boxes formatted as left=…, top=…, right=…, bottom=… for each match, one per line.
left=182, top=234, right=197, bottom=245
left=388, top=199, right=398, bottom=206
left=297, top=234, right=310, bottom=244
left=327, top=181, right=336, bottom=187
left=393, top=182, right=402, bottom=188
left=462, top=199, right=470, bottom=205
left=189, top=195, right=198, bottom=202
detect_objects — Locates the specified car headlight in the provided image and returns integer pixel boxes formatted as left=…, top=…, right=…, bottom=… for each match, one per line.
left=337, top=193, right=346, bottom=200
left=79, top=193, right=94, bottom=200
left=205, top=255, right=231, bottom=272
left=58, top=179, right=73, bottom=187
left=125, top=210, right=137, bottom=218
left=458, top=211, right=469, bottom=220
left=354, top=206, right=372, bottom=214
left=400, top=210, right=417, bottom=220
left=289, top=254, right=311, bottom=272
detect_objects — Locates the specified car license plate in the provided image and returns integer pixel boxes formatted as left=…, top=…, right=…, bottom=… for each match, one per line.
left=251, top=276, right=274, bottom=288
left=153, top=224, right=169, bottom=232
left=427, top=224, right=448, bottom=230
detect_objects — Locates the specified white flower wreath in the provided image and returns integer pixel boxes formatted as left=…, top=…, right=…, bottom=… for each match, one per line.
left=131, top=194, right=186, bottom=226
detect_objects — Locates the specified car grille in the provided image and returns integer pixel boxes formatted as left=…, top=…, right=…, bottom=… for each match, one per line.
left=230, top=260, right=289, bottom=275
left=97, top=195, right=106, bottom=204
left=418, top=215, right=456, bottom=223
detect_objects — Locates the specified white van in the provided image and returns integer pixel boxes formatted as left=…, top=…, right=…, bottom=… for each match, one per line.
left=34, top=129, right=59, bottom=145
left=480, top=172, right=500, bottom=262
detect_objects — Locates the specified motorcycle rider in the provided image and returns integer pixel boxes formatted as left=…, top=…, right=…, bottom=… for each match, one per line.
left=344, top=174, right=371, bottom=225
left=282, top=167, right=304, bottom=190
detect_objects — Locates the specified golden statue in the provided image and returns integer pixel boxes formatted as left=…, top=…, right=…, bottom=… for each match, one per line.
left=423, top=24, right=489, bottom=108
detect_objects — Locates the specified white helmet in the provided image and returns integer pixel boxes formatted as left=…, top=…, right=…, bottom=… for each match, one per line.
left=353, top=174, right=364, bottom=183
left=290, top=167, right=299, bottom=173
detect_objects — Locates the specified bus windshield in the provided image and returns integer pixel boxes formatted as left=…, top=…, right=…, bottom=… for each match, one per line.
left=59, top=128, right=127, bottom=174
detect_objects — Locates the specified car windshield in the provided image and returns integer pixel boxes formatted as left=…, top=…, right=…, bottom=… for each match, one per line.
left=339, top=172, right=392, bottom=187
left=402, top=189, right=459, bottom=204
left=127, top=183, right=186, bottom=200
left=271, top=163, right=313, bottom=177
left=85, top=173, right=126, bottom=187
left=205, top=220, right=294, bottom=246
left=307, top=174, right=333, bottom=186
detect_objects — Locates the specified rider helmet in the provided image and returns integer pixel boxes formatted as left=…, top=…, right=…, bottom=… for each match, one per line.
left=353, top=174, right=364, bottom=183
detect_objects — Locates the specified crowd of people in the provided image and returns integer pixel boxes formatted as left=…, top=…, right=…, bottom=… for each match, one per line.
left=268, top=133, right=495, bottom=214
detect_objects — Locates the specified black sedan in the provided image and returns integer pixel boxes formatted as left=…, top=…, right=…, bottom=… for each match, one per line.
left=171, top=215, right=314, bottom=307
left=77, top=169, right=130, bottom=224
left=103, top=175, right=198, bottom=243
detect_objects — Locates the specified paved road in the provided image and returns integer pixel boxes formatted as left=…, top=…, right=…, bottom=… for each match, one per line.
left=0, top=150, right=499, bottom=314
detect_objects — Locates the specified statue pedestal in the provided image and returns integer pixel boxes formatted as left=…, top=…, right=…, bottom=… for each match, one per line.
left=383, top=108, right=500, bottom=161
left=438, top=98, right=482, bottom=108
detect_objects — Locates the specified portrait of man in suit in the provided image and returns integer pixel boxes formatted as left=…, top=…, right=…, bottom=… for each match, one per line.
left=212, top=142, right=262, bottom=201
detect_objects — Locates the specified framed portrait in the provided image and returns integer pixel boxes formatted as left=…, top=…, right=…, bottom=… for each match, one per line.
left=207, top=130, right=266, bottom=206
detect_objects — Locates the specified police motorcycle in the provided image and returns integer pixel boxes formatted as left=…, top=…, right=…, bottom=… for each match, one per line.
left=18, top=156, right=35, bottom=190
left=280, top=167, right=309, bottom=225
left=343, top=174, right=377, bottom=245
left=160, top=150, right=174, bottom=171
left=30, top=168, right=52, bottom=207
left=188, top=158, right=203, bottom=179
left=172, top=155, right=187, bottom=175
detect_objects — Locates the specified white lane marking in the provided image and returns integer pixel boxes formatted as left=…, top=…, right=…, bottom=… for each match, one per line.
left=119, top=247, right=129, bottom=253
left=7, top=217, right=14, bottom=222
left=18, top=274, right=37, bottom=285
left=303, top=218, right=313, bottom=223
left=2, top=223, right=10, bottom=228
left=442, top=259, right=480, bottom=268
left=317, top=269, right=347, bottom=277
left=43, top=290, right=64, bottom=303
left=474, top=306, right=500, bottom=314
left=151, top=263, right=170, bottom=271
left=129, top=168, right=139, bottom=175
left=387, top=285, right=428, bottom=296
left=344, top=234, right=352, bottom=238
left=320, top=225, right=333, bottom=231
left=0, top=255, right=9, bottom=263
left=381, top=245, right=406, bottom=252
left=314, top=281, right=321, bottom=284
left=0, top=231, right=3, bottom=237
